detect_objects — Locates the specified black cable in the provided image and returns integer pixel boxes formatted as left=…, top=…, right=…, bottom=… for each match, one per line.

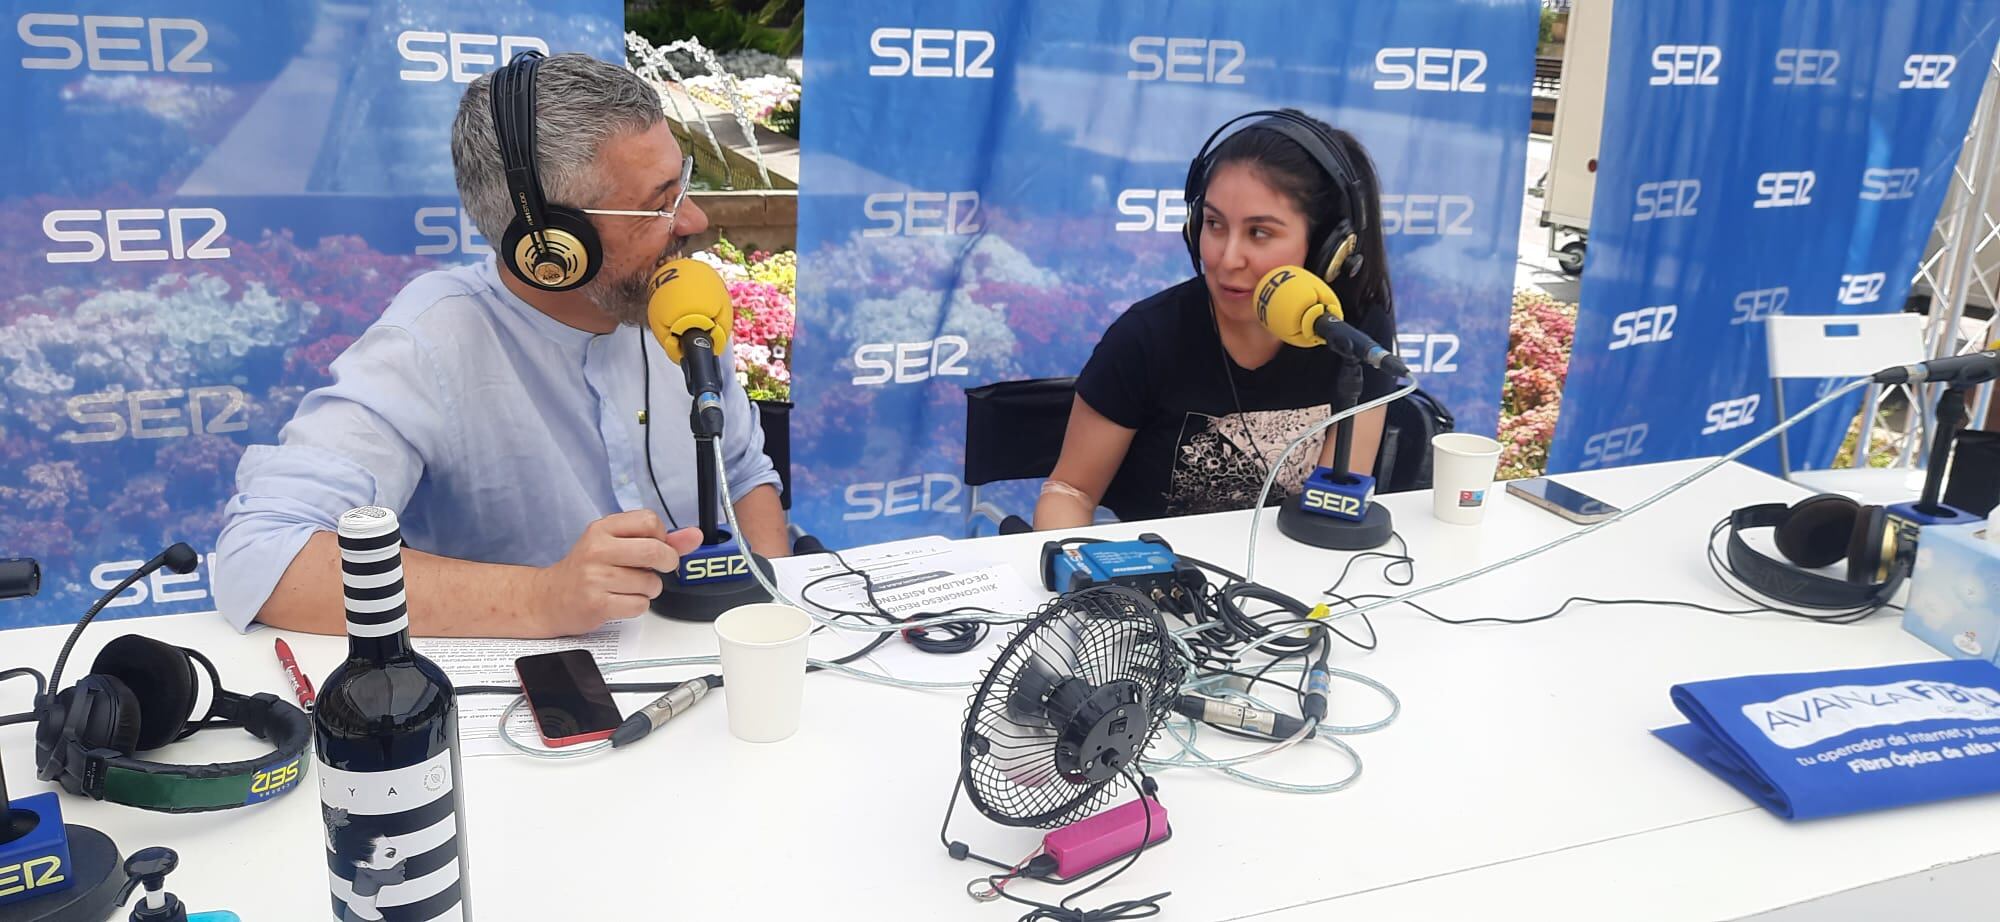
left=1171, top=553, right=1244, bottom=585
left=1217, top=585, right=1376, bottom=653
left=1208, top=295, right=1279, bottom=503
left=455, top=680, right=693, bottom=696
left=1326, top=531, right=1414, bottom=591
left=797, top=547, right=1028, bottom=656
left=1324, top=591, right=1784, bottom=627
left=0, top=667, right=47, bottom=701
left=1701, top=516, right=1896, bottom=624
left=638, top=327, right=686, bottom=532
left=1300, top=520, right=1897, bottom=628
left=0, top=666, right=46, bottom=727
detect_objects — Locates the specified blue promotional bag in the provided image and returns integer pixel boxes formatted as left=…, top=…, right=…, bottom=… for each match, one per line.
left=1655, top=660, right=2000, bottom=820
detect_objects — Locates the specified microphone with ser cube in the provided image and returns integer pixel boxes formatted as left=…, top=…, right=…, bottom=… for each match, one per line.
left=1255, top=266, right=1401, bottom=550
left=644, top=259, right=776, bottom=621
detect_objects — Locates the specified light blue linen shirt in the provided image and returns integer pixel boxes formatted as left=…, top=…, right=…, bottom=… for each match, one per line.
left=214, top=259, right=780, bottom=631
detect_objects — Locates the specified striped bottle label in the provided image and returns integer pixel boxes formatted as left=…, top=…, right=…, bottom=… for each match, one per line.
left=321, top=750, right=463, bottom=922
left=338, top=506, right=408, bottom=638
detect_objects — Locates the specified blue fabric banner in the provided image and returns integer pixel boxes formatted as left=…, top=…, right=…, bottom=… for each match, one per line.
left=1656, top=659, right=2000, bottom=819
left=793, top=1, right=1536, bottom=548
left=1548, top=0, right=2000, bottom=475
left=0, top=1, right=622, bottom=629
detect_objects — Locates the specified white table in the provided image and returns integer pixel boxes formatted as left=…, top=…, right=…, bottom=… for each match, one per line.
left=1787, top=466, right=1929, bottom=508
left=3, top=459, right=1995, bottom=921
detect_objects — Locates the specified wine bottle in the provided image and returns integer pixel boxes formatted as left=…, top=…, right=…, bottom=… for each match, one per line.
left=315, top=506, right=471, bottom=922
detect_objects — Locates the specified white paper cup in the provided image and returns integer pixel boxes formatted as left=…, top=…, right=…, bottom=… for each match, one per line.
left=714, top=603, right=812, bottom=743
left=1431, top=433, right=1504, bottom=525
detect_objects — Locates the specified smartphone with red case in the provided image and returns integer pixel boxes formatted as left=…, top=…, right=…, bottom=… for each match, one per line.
left=515, top=650, right=622, bottom=747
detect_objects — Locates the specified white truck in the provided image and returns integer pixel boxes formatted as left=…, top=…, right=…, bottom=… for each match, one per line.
left=1537, top=0, right=1613, bottom=276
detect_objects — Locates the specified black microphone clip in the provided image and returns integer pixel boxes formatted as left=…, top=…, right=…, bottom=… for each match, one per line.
left=1311, top=313, right=1410, bottom=378
left=0, top=558, right=39, bottom=602
left=1873, top=349, right=2000, bottom=386
left=678, top=329, right=726, bottom=438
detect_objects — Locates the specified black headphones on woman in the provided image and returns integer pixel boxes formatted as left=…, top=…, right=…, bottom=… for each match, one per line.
left=1182, top=109, right=1367, bottom=284
left=490, top=49, right=603, bottom=291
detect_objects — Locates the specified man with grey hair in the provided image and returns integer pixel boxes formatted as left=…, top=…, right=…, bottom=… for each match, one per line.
left=214, top=52, right=788, bottom=638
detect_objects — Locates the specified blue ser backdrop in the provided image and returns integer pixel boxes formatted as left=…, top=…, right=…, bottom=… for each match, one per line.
left=1548, top=0, right=2000, bottom=475
left=794, top=0, right=1537, bottom=548
left=1, top=0, right=622, bottom=629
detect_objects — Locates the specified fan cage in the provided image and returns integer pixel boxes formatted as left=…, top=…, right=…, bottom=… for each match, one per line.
left=959, top=586, right=1186, bottom=829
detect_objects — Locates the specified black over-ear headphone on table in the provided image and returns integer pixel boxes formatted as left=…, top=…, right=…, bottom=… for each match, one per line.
left=1723, top=493, right=1909, bottom=610
left=0, top=543, right=311, bottom=813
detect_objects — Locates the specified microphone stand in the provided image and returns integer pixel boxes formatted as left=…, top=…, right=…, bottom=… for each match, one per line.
left=1278, top=363, right=1394, bottom=550
left=1888, top=384, right=1982, bottom=527
left=651, top=330, right=776, bottom=623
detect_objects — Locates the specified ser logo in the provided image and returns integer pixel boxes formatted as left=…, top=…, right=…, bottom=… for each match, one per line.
left=1732, top=286, right=1789, bottom=325
left=60, top=386, right=248, bottom=444
left=396, top=31, right=547, bottom=83
left=0, top=855, right=65, bottom=899
left=414, top=207, right=492, bottom=256
left=1379, top=195, right=1474, bottom=236
left=1609, top=305, right=1677, bottom=350
left=93, top=551, right=214, bottom=608
left=1127, top=37, right=1244, bottom=84
left=682, top=554, right=750, bottom=581
left=1900, top=54, right=1956, bottom=89
left=1634, top=180, right=1700, bottom=221
left=17, top=13, right=210, bottom=72
left=44, top=208, right=228, bottom=264
left=1651, top=45, right=1721, bottom=85
left=1396, top=334, right=1460, bottom=373
left=862, top=191, right=981, bottom=237
left=1773, top=49, right=1839, bottom=85
left=1301, top=489, right=1363, bottom=517
left=1114, top=189, right=1186, bottom=233
left=1839, top=272, right=1886, bottom=305
left=1373, top=47, right=1487, bottom=92
left=1754, top=171, right=1815, bottom=208
left=248, top=758, right=303, bottom=801
left=868, top=27, right=994, bottom=78
left=845, top=474, right=964, bottom=521
left=1860, top=168, right=1920, bottom=201
left=1581, top=423, right=1647, bottom=469
left=1703, top=395, right=1760, bottom=435
left=853, top=336, right=969, bottom=385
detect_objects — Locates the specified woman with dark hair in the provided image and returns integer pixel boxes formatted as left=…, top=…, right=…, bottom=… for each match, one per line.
left=1034, top=109, right=1399, bottom=528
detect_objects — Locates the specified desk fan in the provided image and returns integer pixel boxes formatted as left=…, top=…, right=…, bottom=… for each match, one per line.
left=941, top=585, right=1186, bottom=873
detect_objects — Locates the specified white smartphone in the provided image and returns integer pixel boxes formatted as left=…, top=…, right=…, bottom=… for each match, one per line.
left=1505, top=477, right=1621, bottom=524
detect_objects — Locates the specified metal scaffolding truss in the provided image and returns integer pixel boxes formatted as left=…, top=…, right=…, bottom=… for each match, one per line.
left=1903, top=42, right=2000, bottom=466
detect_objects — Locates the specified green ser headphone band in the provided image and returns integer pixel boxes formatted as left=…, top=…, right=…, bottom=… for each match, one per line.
left=95, top=691, right=311, bottom=813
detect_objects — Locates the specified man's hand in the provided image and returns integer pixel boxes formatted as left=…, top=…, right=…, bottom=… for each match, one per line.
left=536, top=511, right=704, bottom=635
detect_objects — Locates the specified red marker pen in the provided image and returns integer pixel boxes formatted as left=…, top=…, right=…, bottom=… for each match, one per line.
left=274, top=637, right=315, bottom=712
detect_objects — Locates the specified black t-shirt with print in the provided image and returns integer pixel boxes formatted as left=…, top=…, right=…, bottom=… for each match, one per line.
left=1075, top=277, right=1399, bottom=523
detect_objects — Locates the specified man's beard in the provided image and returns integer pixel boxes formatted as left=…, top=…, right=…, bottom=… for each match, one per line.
left=587, top=265, right=655, bottom=327
left=589, top=240, right=684, bottom=327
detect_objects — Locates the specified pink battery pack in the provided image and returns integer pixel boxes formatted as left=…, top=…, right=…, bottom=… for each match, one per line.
left=1042, top=797, right=1171, bottom=879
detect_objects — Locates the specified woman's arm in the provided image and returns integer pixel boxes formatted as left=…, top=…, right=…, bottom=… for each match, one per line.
left=1032, top=396, right=1137, bottom=530
left=1315, top=405, right=1388, bottom=476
